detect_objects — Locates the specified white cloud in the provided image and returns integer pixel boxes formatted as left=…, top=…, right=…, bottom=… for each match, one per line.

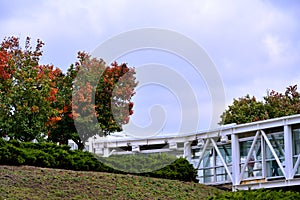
left=1, top=0, right=300, bottom=133
left=263, top=34, right=286, bottom=60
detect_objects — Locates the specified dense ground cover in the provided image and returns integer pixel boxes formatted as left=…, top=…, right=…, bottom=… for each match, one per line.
left=0, top=139, right=197, bottom=182
left=208, top=188, right=300, bottom=200
left=0, top=165, right=222, bottom=199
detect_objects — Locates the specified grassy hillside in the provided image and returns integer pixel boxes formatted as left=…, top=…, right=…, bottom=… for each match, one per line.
left=0, top=165, right=223, bottom=200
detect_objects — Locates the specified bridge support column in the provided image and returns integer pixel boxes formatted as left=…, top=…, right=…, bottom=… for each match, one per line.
left=284, top=124, right=293, bottom=179
left=184, top=141, right=192, bottom=162
left=231, top=132, right=240, bottom=189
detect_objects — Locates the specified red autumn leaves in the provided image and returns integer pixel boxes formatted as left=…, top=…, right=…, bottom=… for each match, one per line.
left=0, top=51, right=12, bottom=80
left=0, top=37, right=137, bottom=142
left=72, top=53, right=137, bottom=136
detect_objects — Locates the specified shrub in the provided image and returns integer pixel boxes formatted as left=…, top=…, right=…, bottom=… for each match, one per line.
left=0, top=139, right=197, bottom=182
left=147, top=157, right=198, bottom=182
left=100, top=153, right=197, bottom=182
left=208, top=189, right=300, bottom=200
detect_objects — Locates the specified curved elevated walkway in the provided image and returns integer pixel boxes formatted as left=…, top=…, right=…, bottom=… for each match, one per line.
left=84, top=114, right=300, bottom=191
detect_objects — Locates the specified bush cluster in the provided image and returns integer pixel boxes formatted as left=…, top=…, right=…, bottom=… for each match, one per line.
left=101, top=154, right=197, bottom=182
left=143, top=157, right=198, bottom=182
left=0, top=139, right=111, bottom=171
left=0, top=138, right=197, bottom=182
left=208, top=188, right=300, bottom=200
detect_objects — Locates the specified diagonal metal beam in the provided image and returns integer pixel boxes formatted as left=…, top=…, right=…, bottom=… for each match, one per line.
left=196, top=139, right=210, bottom=169
left=261, top=130, right=286, bottom=178
left=292, top=154, right=300, bottom=177
left=210, top=138, right=233, bottom=181
left=238, top=130, right=260, bottom=183
left=271, top=134, right=285, bottom=157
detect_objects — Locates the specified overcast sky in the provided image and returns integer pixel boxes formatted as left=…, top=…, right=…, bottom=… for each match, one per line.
left=1, top=0, right=300, bottom=137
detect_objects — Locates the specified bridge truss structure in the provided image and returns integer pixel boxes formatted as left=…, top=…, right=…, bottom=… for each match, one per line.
left=84, top=114, right=300, bottom=190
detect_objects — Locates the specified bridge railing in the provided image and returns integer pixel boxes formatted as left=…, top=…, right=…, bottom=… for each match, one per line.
left=85, top=114, right=300, bottom=190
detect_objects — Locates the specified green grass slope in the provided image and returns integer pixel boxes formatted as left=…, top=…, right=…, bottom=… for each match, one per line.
left=0, top=165, right=223, bottom=200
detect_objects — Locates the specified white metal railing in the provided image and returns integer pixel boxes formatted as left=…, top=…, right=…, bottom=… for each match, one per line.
left=82, top=114, right=300, bottom=190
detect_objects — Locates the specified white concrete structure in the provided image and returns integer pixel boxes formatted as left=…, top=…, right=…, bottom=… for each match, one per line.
left=84, top=114, right=300, bottom=191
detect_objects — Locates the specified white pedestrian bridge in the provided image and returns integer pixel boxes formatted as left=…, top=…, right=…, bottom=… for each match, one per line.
left=85, top=114, right=300, bottom=190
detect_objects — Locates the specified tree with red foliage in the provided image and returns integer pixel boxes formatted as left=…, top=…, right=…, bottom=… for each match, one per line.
left=46, top=63, right=78, bottom=145
left=0, top=37, right=137, bottom=146
left=95, top=61, right=137, bottom=134
left=48, top=52, right=137, bottom=149
left=0, top=37, right=63, bottom=141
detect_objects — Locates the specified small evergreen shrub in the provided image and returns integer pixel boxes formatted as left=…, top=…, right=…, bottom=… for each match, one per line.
left=0, top=138, right=197, bottom=182
left=208, top=189, right=300, bottom=200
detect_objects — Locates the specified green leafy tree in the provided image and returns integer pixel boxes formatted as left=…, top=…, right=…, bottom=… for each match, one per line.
left=0, top=37, right=137, bottom=146
left=221, top=85, right=300, bottom=125
left=221, top=94, right=268, bottom=124
left=0, top=45, right=12, bottom=137
left=49, top=52, right=137, bottom=149
left=95, top=61, right=137, bottom=134
left=264, top=85, right=300, bottom=118
left=47, top=64, right=77, bottom=145
left=0, top=37, right=63, bottom=141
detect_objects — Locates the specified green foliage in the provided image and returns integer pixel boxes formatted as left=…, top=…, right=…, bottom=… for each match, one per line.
left=100, top=153, right=176, bottom=173
left=264, top=85, right=300, bottom=118
left=221, top=95, right=268, bottom=125
left=46, top=52, right=137, bottom=150
left=1, top=37, right=137, bottom=147
left=46, top=63, right=77, bottom=147
left=68, top=53, right=137, bottom=149
left=221, top=85, right=300, bottom=124
left=0, top=165, right=222, bottom=200
left=0, top=138, right=102, bottom=171
left=208, top=189, right=300, bottom=200
left=0, top=37, right=63, bottom=141
left=0, top=139, right=196, bottom=182
left=145, top=157, right=198, bottom=182
left=100, top=154, right=197, bottom=182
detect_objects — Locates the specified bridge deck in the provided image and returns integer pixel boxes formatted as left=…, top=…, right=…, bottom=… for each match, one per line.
left=83, top=114, right=300, bottom=191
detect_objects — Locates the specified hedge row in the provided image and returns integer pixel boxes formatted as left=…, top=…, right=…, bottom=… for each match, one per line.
left=99, top=153, right=177, bottom=173
left=208, top=189, right=300, bottom=200
left=0, top=139, right=111, bottom=172
left=0, top=138, right=197, bottom=182
left=101, top=154, right=197, bottom=182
